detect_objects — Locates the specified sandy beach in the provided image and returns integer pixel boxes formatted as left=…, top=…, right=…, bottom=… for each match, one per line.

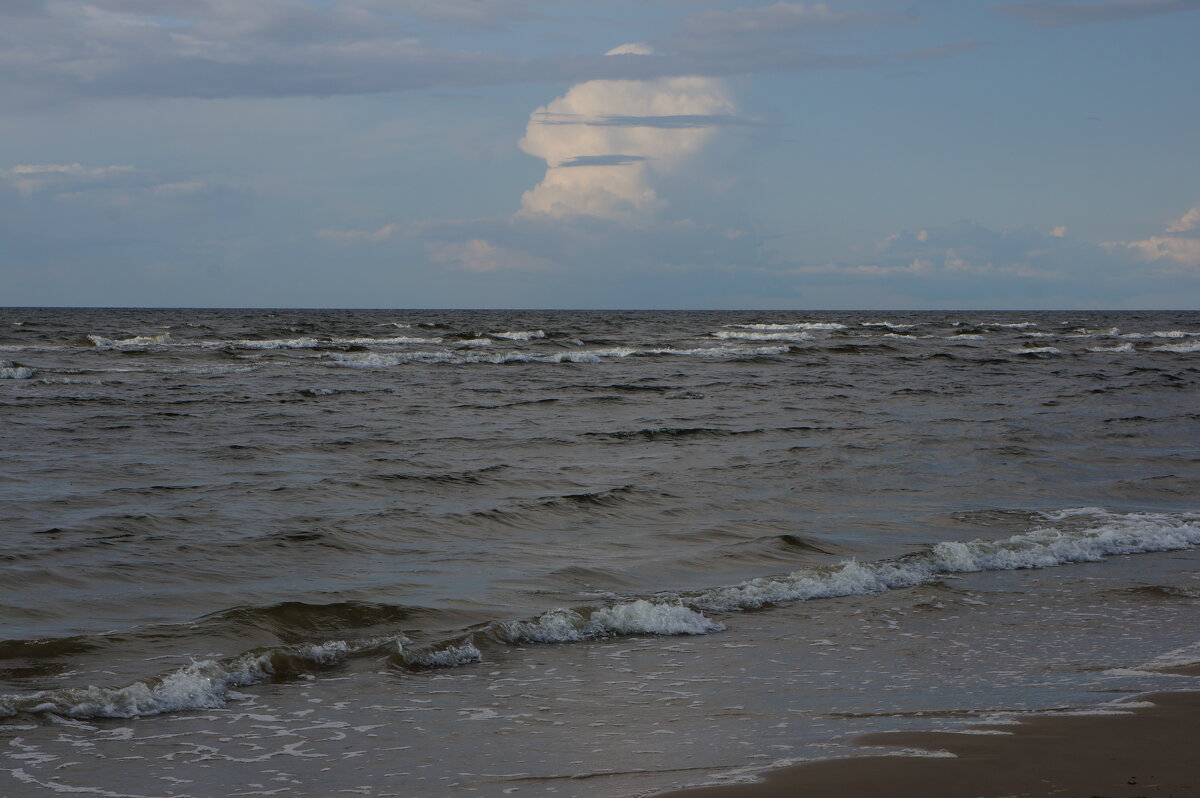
left=667, top=685, right=1200, bottom=798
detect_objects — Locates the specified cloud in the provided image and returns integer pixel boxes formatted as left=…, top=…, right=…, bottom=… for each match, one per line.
left=998, top=0, right=1200, bottom=27
left=1166, top=205, right=1200, bottom=233
left=425, top=237, right=555, bottom=272
left=788, top=221, right=1110, bottom=283
left=0, top=1, right=969, bottom=105
left=2, top=163, right=139, bottom=196
left=1107, top=204, right=1200, bottom=268
left=518, top=45, right=736, bottom=219
left=1, top=162, right=227, bottom=209
left=675, top=2, right=891, bottom=57
left=317, top=223, right=404, bottom=243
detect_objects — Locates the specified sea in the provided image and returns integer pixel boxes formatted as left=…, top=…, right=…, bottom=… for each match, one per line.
left=2, top=308, right=1199, bottom=798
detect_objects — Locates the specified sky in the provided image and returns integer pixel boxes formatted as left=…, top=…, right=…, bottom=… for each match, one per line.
left=2, top=0, right=1199, bottom=309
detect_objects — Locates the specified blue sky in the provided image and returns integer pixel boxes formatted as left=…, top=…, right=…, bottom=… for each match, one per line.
left=2, top=0, right=1198, bottom=308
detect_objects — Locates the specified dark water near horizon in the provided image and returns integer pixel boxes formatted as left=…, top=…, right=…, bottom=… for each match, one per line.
left=2, top=308, right=1200, bottom=797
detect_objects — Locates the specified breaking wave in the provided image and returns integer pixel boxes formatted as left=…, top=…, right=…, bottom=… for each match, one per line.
left=0, top=360, right=35, bottom=379
left=691, top=508, right=1200, bottom=611
left=3, top=509, right=1195, bottom=721
left=713, top=330, right=815, bottom=342
left=730, top=322, right=846, bottom=331
left=1151, top=340, right=1200, bottom=353
left=86, top=332, right=172, bottom=348
left=490, top=330, right=546, bottom=341
left=327, top=345, right=787, bottom=368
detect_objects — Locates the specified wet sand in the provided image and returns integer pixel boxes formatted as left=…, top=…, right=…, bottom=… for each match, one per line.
left=667, top=687, right=1200, bottom=798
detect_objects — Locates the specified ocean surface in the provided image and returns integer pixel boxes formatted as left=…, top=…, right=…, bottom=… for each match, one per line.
left=2, top=308, right=1199, bottom=797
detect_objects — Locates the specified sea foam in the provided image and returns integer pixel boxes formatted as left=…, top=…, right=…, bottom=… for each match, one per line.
left=0, top=360, right=35, bottom=379
left=731, top=322, right=845, bottom=331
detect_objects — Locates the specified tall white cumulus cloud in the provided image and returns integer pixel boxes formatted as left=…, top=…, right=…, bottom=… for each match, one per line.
left=518, top=44, right=735, bottom=220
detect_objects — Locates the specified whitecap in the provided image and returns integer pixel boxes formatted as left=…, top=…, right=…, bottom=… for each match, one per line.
left=1008, top=346, right=1062, bottom=355
left=713, top=331, right=814, bottom=342
left=0, top=361, right=35, bottom=379
left=1150, top=340, right=1200, bottom=353
left=861, top=321, right=914, bottom=329
left=330, top=336, right=440, bottom=346
left=693, top=509, right=1200, bottom=612
left=730, top=322, right=845, bottom=331
left=491, top=330, right=545, bottom=341
left=230, top=337, right=322, bottom=350
left=86, top=333, right=171, bottom=348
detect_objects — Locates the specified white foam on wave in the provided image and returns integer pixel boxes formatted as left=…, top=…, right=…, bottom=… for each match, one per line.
left=232, top=337, right=322, bottom=350
left=1151, top=330, right=1197, bottom=338
left=948, top=334, right=984, bottom=340
left=493, top=600, right=722, bottom=644
left=332, top=336, right=439, bottom=346
left=1008, top=346, right=1062, bottom=355
left=407, top=642, right=484, bottom=668
left=86, top=333, right=171, bottom=348
left=861, top=321, right=914, bottom=329
left=1088, top=343, right=1136, bottom=354
left=491, top=330, right=545, bottom=340
left=1151, top=340, right=1200, bottom=353
left=0, top=361, right=35, bottom=379
left=1, top=640, right=363, bottom=720
left=993, top=322, right=1037, bottom=328
left=327, top=345, right=784, bottom=368
left=693, top=509, right=1200, bottom=612
left=646, top=345, right=788, bottom=358
left=714, top=330, right=815, bottom=342
left=731, top=322, right=846, bottom=331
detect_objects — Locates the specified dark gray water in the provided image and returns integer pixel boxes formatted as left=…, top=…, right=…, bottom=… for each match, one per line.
left=2, top=309, right=1199, bottom=797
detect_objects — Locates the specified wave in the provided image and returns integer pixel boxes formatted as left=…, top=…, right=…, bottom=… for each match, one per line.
left=85, top=332, right=171, bottom=348
left=491, top=601, right=722, bottom=644
left=0, top=638, right=387, bottom=719
left=1151, top=340, right=1200, bottom=353
left=387, top=322, right=451, bottom=330
left=5, top=509, right=1194, bottom=720
left=0, top=360, right=35, bottom=379
left=713, top=330, right=814, bottom=342
left=583, top=426, right=804, bottom=441
left=730, top=322, right=846, bottom=331
left=490, top=330, right=546, bottom=341
left=327, top=345, right=788, bottom=368
left=1008, top=346, right=1062, bottom=356
left=1089, top=343, right=1136, bottom=353
left=861, top=321, right=914, bottom=329
left=690, top=508, right=1200, bottom=611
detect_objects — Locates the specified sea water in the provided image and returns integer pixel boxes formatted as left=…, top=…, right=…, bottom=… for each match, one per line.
left=2, top=309, right=1199, bottom=796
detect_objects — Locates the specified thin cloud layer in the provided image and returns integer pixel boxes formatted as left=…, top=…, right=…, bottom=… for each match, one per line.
left=999, top=0, right=1200, bottom=27
left=0, top=0, right=949, bottom=105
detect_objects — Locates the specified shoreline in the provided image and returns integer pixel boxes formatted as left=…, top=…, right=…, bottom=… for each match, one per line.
left=664, top=681, right=1200, bottom=798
